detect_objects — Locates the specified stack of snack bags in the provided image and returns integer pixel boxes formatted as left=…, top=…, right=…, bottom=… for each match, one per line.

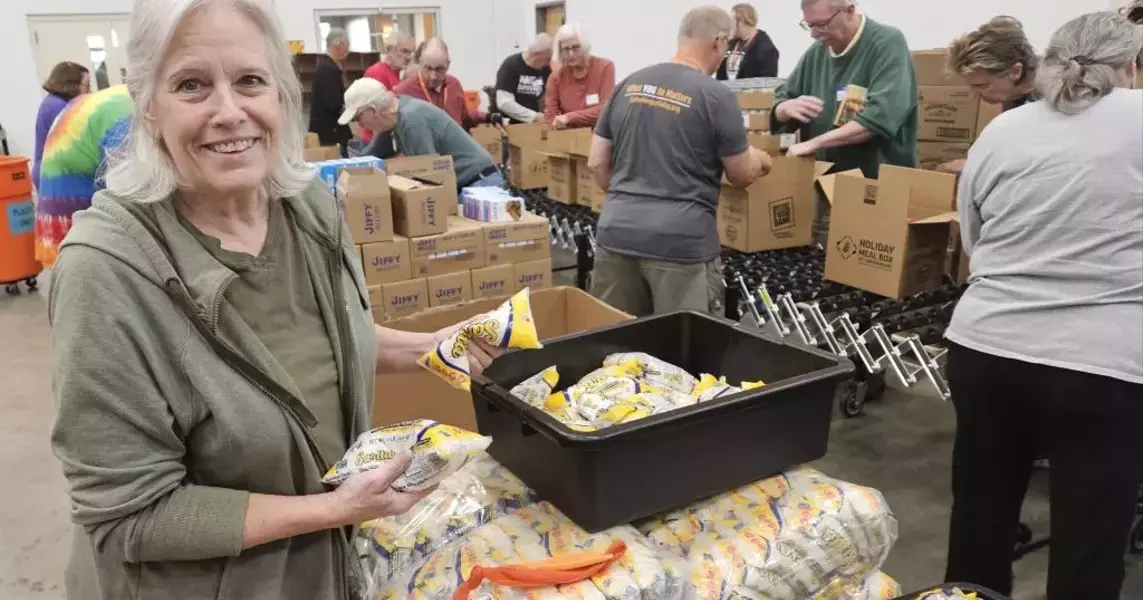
left=634, top=467, right=899, bottom=600
left=905, top=587, right=991, bottom=600
left=370, top=501, right=691, bottom=599
left=509, top=353, right=765, bottom=432
left=356, top=453, right=535, bottom=585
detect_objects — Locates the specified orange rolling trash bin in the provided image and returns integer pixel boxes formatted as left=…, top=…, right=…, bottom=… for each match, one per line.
left=0, top=156, right=40, bottom=295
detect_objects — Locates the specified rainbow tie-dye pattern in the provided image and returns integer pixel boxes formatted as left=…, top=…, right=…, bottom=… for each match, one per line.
left=35, top=84, right=133, bottom=267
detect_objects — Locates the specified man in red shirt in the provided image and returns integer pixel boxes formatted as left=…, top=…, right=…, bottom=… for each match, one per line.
left=393, top=38, right=486, bottom=131
left=361, top=32, right=414, bottom=141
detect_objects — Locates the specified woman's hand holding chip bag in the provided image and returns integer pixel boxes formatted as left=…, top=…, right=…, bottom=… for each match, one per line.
left=328, top=452, right=436, bottom=526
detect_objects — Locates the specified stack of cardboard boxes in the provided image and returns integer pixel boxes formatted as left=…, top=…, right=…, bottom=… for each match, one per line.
left=342, top=160, right=552, bottom=323
left=912, top=49, right=1003, bottom=170
left=542, top=128, right=606, bottom=212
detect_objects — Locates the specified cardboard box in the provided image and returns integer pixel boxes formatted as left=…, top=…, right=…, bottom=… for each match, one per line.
left=918, top=86, right=980, bottom=142
left=544, top=153, right=578, bottom=204
left=747, top=132, right=783, bottom=155
left=483, top=213, right=551, bottom=265
left=427, top=270, right=473, bottom=308
left=389, top=174, right=448, bottom=238
left=975, top=100, right=1002, bottom=137
left=360, top=236, right=411, bottom=285
left=573, top=156, right=606, bottom=211
left=737, top=90, right=775, bottom=110
left=912, top=49, right=961, bottom=87
left=370, top=277, right=429, bottom=322
left=410, top=216, right=485, bottom=277
left=471, top=126, right=503, bottom=160
left=303, top=145, right=341, bottom=162
left=742, top=111, right=770, bottom=131
left=547, top=128, right=593, bottom=156
left=372, top=287, right=630, bottom=428
left=506, top=122, right=551, bottom=190
left=338, top=166, right=394, bottom=245
left=385, top=154, right=459, bottom=214
left=470, top=264, right=515, bottom=299
left=315, top=156, right=384, bottom=190
left=304, top=132, right=320, bottom=148
left=917, top=142, right=971, bottom=171
left=514, top=258, right=552, bottom=292
left=824, top=166, right=957, bottom=299
left=717, top=156, right=816, bottom=252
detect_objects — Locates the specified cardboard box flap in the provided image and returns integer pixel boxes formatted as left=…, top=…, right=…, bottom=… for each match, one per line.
left=912, top=210, right=958, bottom=225
left=879, top=165, right=956, bottom=213
left=814, top=161, right=835, bottom=178
left=815, top=168, right=863, bottom=206
left=389, top=173, right=441, bottom=190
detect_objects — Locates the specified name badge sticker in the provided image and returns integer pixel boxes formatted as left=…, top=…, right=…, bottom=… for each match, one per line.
left=586, top=93, right=600, bottom=106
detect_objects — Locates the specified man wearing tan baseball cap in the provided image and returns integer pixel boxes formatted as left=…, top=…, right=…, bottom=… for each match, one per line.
left=340, top=78, right=503, bottom=188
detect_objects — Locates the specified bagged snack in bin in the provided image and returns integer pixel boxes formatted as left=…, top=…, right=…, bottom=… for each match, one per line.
left=636, top=467, right=898, bottom=600
left=509, top=366, right=560, bottom=407
left=372, top=501, right=690, bottom=600
left=323, top=419, right=491, bottom=491
left=692, top=374, right=767, bottom=403
left=603, top=352, right=698, bottom=394
left=419, top=289, right=543, bottom=391
left=357, top=453, right=535, bottom=586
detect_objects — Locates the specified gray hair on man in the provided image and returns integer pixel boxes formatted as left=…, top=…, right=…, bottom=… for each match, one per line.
left=555, top=23, right=590, bottom=53
left=1037, top=11, right=1143, bottom=115
left=527, top=32, right=554, bottom=54
left=801, top=0, right=853, bottom=8
left=105, top=0, right=312, bottom=204
left=384, top=30, right=412, bottom=50
left=326, top=27, right=348, bottom=48
left=678, top=5, right=733, bottom=42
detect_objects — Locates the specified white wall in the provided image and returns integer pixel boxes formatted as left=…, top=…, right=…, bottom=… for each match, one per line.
left=566, top=0, right=1118, bottom=82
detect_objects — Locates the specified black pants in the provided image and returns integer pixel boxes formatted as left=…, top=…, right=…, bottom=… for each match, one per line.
left=944, top=342, right=1143, bottom=599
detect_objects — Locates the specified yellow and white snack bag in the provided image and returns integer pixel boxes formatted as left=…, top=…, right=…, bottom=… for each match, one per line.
left=419, top=288, right=543, bottom=391
left=693, top=374, right=767, bottom=403
left=510, top=366, right=560, bottom=408
left=323, top=419, right=491, bottom=491
left=913, top=587, right=984, bottom=600
left=357, top=453, right=534, bottom=586
left=636, top=467, right=897, bottom=600
left=603, top=352, right=697, bottom=394
left=845, top=571, right=901, bottom=600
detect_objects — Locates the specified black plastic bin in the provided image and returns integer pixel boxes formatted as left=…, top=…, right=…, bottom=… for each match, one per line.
left=892, top=584, right=1011, bottom=600
left=470, top=310, right=854, bottom=531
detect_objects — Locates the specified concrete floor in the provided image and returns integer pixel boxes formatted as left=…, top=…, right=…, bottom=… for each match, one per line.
left=2, top=286, right=1140, bottom=599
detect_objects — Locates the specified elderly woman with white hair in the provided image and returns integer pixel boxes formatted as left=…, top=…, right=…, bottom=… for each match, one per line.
left=544, top=23, right=616, bottom=129
left=48, top=1, right=497, bottom=598
left=943, top=11, right=1142, bottom=599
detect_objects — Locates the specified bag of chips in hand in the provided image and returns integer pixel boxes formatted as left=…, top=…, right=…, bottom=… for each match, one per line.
left=323, top=419, right=491, bottom=491
left=356, top=452, right=535, bottom=587
left=419, top=289, right=543, bottom=391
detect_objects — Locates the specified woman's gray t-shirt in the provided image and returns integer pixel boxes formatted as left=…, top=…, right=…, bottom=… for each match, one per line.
left=947, top=88, right=1143, bottom=384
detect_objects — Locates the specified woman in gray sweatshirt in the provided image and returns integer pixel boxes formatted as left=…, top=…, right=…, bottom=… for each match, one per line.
left=942, top=12, right=1143, bottom=600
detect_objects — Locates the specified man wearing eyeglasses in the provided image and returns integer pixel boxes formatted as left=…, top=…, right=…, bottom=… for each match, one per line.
left=773, top=0, right=916, bottom=178
left=393, top=38, right=487, bottom=131
left=772, top=0, right=916, bottom=245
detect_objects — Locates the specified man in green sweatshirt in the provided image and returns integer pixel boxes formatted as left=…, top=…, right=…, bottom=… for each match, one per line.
left=772, top=0, right=917, bottom=177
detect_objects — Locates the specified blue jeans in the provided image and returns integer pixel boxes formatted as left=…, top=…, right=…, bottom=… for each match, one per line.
left=468, top=170, right=506, bottom=189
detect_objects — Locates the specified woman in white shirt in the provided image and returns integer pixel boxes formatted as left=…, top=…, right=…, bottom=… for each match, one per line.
left=943, top=12, right=1143, bottom=600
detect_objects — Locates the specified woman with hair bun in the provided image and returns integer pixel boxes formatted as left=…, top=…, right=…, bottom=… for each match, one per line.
left=942, top=11, right=1142, bottom=600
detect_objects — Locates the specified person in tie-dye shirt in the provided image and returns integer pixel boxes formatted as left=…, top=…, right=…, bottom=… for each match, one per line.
left=35, top=84, right=133, bottom=268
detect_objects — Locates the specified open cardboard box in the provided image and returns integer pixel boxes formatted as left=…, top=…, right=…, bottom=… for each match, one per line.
left=372, top=286, right=630, bottom=429
left=823, top=166, right=957, bottom=298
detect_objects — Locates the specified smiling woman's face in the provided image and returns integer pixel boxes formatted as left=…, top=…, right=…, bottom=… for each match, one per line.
left=150, top=3, right=280, bottom=198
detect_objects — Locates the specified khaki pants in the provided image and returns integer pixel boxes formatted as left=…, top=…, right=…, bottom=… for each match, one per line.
left=591, top=247, right=724, bottom=317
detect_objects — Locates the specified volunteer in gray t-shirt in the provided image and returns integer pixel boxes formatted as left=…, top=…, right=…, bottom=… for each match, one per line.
left=587, top=6, right=770, bottom=316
